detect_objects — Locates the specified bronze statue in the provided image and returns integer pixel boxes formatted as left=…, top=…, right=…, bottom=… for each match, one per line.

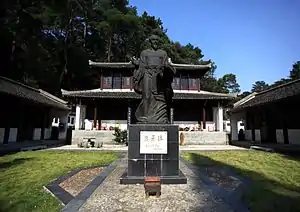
left=131, top=35, right=176, bottom=124
left=88, top=35, right=212, bottom=124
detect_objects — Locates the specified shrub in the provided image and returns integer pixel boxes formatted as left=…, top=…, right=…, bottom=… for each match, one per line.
left=113, top=127, right=128, bottom=144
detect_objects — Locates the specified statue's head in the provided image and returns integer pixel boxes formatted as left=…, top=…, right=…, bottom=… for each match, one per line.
left=147, top=35, right=161, bottom=50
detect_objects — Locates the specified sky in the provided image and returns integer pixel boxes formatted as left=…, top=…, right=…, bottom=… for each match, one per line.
left=129, top=0, right=300, bottom=92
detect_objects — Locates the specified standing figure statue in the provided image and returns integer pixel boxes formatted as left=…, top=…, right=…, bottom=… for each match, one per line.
left=131, top=35, right=176, bottom=124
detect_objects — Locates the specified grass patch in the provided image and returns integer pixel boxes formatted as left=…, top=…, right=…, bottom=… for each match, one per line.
left=0, top=151, right=119, bottom=212
left=182, top=151, right=300, bottom=212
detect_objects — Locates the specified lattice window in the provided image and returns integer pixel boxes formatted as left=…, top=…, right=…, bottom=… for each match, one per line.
left=122, top=76, right=131, bottom=89
left=103, top=75, right=112, bottom=88
left=181, top=74, right=189, bottom=90
left=189, top=78, right=198, bottom=90
left=172, top=77, right=181, bottom=90
left=113, top=72, right=122, bottom=89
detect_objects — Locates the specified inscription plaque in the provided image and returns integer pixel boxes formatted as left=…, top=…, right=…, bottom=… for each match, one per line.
left=140, top=131, right=168, bottom=154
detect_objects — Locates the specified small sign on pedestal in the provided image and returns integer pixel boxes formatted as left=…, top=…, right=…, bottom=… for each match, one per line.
left=140, top=131, right=168, bottom=154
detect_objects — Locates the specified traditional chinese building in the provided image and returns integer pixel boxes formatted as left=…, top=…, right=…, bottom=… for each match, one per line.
left=230, top=79, right=300, bottom=145
left=0, top=76, right=70, bottom=144
left=62, top=60, right=236, bottom=145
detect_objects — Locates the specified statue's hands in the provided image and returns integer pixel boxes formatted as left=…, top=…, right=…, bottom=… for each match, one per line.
left=168, top=57, right=172, bottom=64
left=130, top=56, right=139, bottom=66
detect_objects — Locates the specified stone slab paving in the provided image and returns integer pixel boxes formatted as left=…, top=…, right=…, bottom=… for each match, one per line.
left=74, top=157, right=249, bottom=212
left=47, top=144, right=247, bottom=152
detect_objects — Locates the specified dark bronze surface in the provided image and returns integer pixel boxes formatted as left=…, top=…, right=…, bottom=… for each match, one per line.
left=131, top=35, right=176, bottom=124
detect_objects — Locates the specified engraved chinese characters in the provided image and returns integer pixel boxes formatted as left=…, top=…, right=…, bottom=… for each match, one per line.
left=140, top=131, right=168, bottom=154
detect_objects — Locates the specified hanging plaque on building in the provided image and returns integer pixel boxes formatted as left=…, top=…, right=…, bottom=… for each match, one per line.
left=140, top=131, right=168, bottom=154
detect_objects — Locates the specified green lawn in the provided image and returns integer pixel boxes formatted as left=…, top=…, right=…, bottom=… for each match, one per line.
left=0, top=151, right=119, bottom=212
left=182, top=151, right=300, bottom=212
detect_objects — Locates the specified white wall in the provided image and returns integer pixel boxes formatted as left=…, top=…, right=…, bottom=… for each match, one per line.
left=75, top=104, right=86, bottom=129
left=174, top=121, right=215, bottom=132
left=33, top=128, right=41, bottom=140
left=49, top=109, right=70, bottom=141
left=212, top=106, right=224, bottom=132
left=245, top=130, right=252, bottom=141
left=276, top=129, right=284, bottom=144
left=179, top=131, right=227, bottom=145
left=44, top=128, right=51, bottom=140
left=8, top=128, right=18, bottom=142
left=255, top=129, right=261, bottom=142
left=230, top=111, right=246, bottom=141
left=101, top=120, right=127, bottom=131
left=0, top=128, right=4, bottom=144
left=288, top=129, right=300, bottom=145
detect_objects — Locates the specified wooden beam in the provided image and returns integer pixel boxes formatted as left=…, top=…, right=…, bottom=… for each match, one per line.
left=202, top=100, right=207, bottom=130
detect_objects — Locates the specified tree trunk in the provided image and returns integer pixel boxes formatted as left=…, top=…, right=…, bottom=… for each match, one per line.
left=107, top=36, right=112, bottom=62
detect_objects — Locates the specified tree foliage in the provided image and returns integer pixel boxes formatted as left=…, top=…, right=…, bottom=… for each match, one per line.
left=218, top=74, right=241, bottom=94
left=251, top=81, right=269, bottom=93
left=238, top=61, right=300, bottom=100
left=290, top=61, right=300, bottom=80
left=1, top=0, right=239, bottom=95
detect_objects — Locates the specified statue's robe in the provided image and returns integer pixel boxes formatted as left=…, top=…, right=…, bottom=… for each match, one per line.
left=133, top=49, right=175, bottom=124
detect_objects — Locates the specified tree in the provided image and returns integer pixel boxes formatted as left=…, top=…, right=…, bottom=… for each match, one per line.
left=270, top=78, right=291, bottom=88
left=218, top=73, right=241, bottom=94
left=251, top=81, right=269, bottom=93
left=289, top=61, right=300, bottom=80
left=1, top=0, right=233, bottom=96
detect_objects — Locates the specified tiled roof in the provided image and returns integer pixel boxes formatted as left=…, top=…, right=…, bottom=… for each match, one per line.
left=0, top=76, right=70, bottom=110
left=61, top=89, right=236, bottom=100
left=232, top=79, right=300, bottom=112
left=88, top=60, right=211, bottom=71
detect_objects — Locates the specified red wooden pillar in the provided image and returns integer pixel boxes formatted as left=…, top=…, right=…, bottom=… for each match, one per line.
left=202, top=107, right=206, bottom=130
left=93, top=103, right=97, bottom=129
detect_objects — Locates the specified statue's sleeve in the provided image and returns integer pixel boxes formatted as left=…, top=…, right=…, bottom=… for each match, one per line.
left=132, top=52, right=146, bottom=94
left=163, top=52, right=176, bottom=74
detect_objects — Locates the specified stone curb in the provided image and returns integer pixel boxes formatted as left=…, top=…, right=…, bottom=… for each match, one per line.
left=180, top=148, right=249, bottom=153
left=180, top=157, right=251, bottom=212
left=43, top=147, right=128, bottom=153
left=61, top=154, right=125, bottom=212
left=44, top=165, right=110, bottom=206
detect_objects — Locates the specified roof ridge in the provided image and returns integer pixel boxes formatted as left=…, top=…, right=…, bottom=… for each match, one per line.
left=39, top=89, right=67, bottom=105
left=233, top=92, right=257, bottom=107
left=256, top=78, right=300, bottom=96
left=0, top=76, right=39, bottom=92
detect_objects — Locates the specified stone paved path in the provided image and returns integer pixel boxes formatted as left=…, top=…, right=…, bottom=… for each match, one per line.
left=47, top=144, right=247, bottom=152
left=77, top=157, right=248, bottom=212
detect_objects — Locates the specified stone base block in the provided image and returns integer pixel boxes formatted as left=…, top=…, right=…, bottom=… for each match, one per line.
left=120, top=124, right=187, bottom=184
left=120, top=169, right=187, bottom=184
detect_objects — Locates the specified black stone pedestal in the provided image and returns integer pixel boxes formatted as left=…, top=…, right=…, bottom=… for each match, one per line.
left=120, top=124, right=187, bottom=184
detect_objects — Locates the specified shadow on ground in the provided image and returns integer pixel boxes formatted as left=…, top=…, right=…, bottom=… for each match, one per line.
left=0, top=199, right=28, bottom=212
left=0, top=157, right=34, bottom=170
left=185, top=153, right=300, bottom=212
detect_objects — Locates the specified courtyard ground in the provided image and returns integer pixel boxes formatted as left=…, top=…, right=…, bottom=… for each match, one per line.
left=1, top=150, right=299, bottom=212
left=0, top=151, right=118, bottom=212
left=182, top=151, right=300, bottom=212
